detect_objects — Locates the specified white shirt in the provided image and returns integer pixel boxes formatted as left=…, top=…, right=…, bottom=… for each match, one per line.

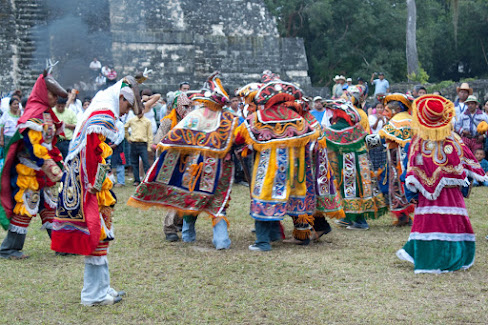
left=454, top=101, right=467, bottom=124
left=144, top=108, right=158, bottom=134
left=368, top=114, right=385, bottom=134
left=1, top=97, right=23, bottom=114
left=68, top=99, right=83, bottom=116
left=0, top=111, right=21, bottom=137
left=89, top=61, right=102, bottom=70
left=320, top=109, right=334, bottom=129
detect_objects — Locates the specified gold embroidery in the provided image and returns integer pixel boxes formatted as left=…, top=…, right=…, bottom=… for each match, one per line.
left=410, top=165, right=463, bottom=186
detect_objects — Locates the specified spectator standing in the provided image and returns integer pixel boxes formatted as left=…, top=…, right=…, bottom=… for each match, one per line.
left=454, top=83, right=472, bottom=123
left=331, top=75, right=340, bottom=98
left=66, top=88, right=83, bottom=116
left=311, top=96, right=325, bottom=124
left=106, top=67, right=117, bottom=87
left=53, top=97, right=77, bottom=159
left=124, top=111, right=153, bottom=186
left=332, top=75, right=345, bottom=98
left=357, top=77, right=369, bottom=96
left=158, top=98, right=167, bottom=120
left=345, top=77, right=352, bottom=90
left=95, top=73, right=107, bottom=90
left=89, top=58, right=102, bottom=77
left=1, top=91, right=22, bottom=114
left=0, top=97, right=21, bottom=148
left=370, top=72, right=390, bottom=96
left=368, top=102, right=387, bottom=170
left=179, top=81, right=190, bottom=92
left=110, top=119, right=126, bottom=187
left=411, top=85, right=427, bottom=98
left=455, top=95, right=488, bottom=154
left=473, top=149, right=488, bottom=186
left=141, top=89, right=161, bottom=135
left=101, top=65, right=110, bottom=77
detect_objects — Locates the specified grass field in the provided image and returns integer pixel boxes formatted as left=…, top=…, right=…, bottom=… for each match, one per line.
left=1, top=184, right=488, bottom=324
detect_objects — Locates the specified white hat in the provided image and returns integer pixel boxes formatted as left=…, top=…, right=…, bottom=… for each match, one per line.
left=346, top=78, right=352, bottom=82
left=338, top=75, right=346, bottom=81
left=333, top=75, right=340, bottom=81
left=313, top=96, right=323, bottom=102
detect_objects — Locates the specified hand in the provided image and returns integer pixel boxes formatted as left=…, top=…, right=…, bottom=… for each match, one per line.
left=87, top=184, right=100, bottom=194
left=478, top=135, right=484, bottom=143
left=462, top=130, right=470, bottom=136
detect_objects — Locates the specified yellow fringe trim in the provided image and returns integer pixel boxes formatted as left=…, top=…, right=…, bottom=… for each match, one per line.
left=13, top=203, right=33, bottom=217
left=28, top=130, right=50, bottom=160
left=239, top=125, right=319, bottom=151
left=411, top=96, right=455, bottom=141
left=157, top=145, right=232, bottom=159
left=324, top=209, right=345, bottom=220
left=293, top=228, right=311, bottom=240
left=295, top=214, right=315, bottom=226
left=211, top=215, right=230, bottom=227
left=126, top=197, right=224, bottom=220
left=317, top=136, right=328, bottom=149
left=162, top=109, right=179, bottom=129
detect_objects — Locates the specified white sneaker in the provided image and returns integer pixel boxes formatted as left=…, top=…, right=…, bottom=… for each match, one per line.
left=82, top=295, right=122, bottom=306
left=248, top=244, right=269, bottom=252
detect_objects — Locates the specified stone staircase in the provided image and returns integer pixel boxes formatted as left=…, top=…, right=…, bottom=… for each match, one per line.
left=12, top=0, right=49, bottom=91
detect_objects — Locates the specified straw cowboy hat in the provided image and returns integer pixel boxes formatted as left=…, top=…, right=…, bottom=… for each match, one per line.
left=465, top=95, right=479, bottom=104
left=456, top=82, right=473, bottom=95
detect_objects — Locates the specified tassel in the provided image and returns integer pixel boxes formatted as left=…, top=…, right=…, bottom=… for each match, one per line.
left=295, top=214, right=314, bottom=226
left=293, top=228, right=311, bottom=240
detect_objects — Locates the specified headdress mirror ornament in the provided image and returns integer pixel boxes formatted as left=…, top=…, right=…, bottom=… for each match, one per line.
left=324, top=99, right=360, bottom=125
left=254, top=71, right=303, bottom=108
left=383, top=93, right=414, bottom=113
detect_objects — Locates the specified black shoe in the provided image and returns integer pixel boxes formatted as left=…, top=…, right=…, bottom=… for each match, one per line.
left=165, top=233, right=180, bottom=242
left=55, top=252, right=77, bottom=256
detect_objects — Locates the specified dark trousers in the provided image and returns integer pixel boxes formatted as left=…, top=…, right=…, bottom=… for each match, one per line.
left=57, top=140, right=70, bottom=160
left=130, top=142, right=149, bottom=182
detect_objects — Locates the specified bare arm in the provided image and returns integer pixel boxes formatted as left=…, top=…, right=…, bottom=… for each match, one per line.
left=143, top=94, right=161, bottom=113
left=66, top=89, right=77, bottom=107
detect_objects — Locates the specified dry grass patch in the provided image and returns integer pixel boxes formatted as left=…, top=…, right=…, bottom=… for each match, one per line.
left=1, top=185, right=488, bottom=324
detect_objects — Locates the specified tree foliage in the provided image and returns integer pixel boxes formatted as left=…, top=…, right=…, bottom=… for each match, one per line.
left=264, top=0, right=488, bottom=86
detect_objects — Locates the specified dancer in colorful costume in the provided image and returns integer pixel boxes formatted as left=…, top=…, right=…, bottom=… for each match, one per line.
left=378, top=93, right=415, bottom=226
left=153, top=91, right=192, bottom=242
left=235, top=72, right=334, bottom=250
left=342, top=85, right=370, bottom=134
left=397, top=95, right=487, bottom=273
left=0, top=71, right=67, bottom=259
left=128, top=72, right=237, bottom=250
left=325, top=99, right=387, bottom=230
left=296, top=98, right=345, bottom=240
left=51, top=76, right=143, bottom=305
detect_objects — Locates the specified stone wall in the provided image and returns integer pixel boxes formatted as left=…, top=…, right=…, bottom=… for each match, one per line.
left=0, top=0, right=313, bottom=97
left=109, top=0, right=311, bottom=94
